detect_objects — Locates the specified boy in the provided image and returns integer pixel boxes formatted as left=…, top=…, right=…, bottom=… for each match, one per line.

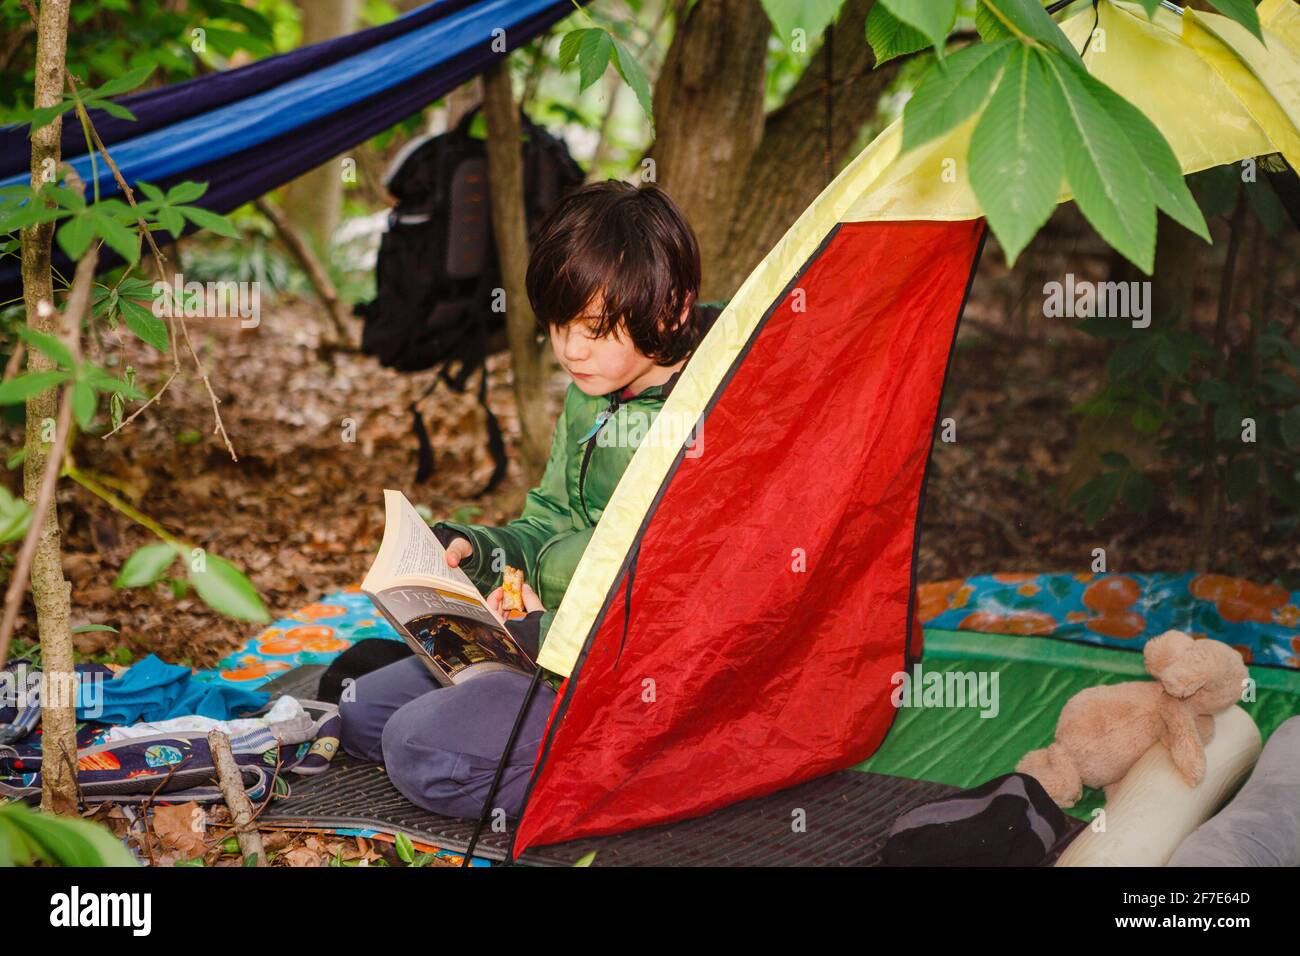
left=340, top=181, right=723, bottom=819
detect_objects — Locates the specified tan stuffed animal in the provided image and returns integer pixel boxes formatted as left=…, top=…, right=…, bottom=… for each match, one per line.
left=1017, top=630, right=1248, bottom=807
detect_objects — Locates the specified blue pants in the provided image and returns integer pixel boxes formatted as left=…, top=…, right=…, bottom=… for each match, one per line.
left=338, top=656, right=557, bottom=819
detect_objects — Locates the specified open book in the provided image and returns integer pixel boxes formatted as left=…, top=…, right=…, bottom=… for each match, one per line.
left=361, top=490, right=534, bottom=686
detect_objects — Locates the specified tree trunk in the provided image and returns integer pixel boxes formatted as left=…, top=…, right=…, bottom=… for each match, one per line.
left=648, top=0, right=771, bottom=295
left=21, top=0, right=78, bottom=817
left=482, top=60, right=552, bottom=479
left=283, top=0, right=356, bottom=251
left=711, top=0, right=896, bottom=299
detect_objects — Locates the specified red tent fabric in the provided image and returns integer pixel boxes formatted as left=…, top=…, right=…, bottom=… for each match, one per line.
left=513, top=218, right=987, bottom=853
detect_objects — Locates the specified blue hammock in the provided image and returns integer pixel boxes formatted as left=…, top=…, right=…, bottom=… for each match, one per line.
left=0, top=0, right=573, bottom=300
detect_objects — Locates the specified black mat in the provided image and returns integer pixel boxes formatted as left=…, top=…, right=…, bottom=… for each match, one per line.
left=260, top=664, right=328, bottom=702
left=261, top=752, right=959, bottom=866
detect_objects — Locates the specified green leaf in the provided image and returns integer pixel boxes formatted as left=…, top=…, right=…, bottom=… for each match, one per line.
left=84, top=365, right=145, bottom=400
left=72, top=380, right=96, bottom=430
left=86, top=99, right=135, bottom=122
left=1039, top=54, right=1156, bottom=274
left=572, top=850, right=597, bottom=867
left=394, top=832, right=415, bottom=864
left=27, top=100, right=77, bottom=136
left=1073, top=72, right=1210, bottom=243
left=1214, top=401, right=1241, bottom=441
left=179, top=206, right=238, bottom=239
left=91, top=211, right=141, bottom=264
left=166, top=181, right=207, bottom=205
left=611, top=39, right=653, bottom=122
left=120, top=297, right=170, bottom=351
left=901, top=39, right=1014, bottom=151
left=979, top=0, right=1084, bottom=65
left=1226, top=456, right=1259, bottom=503
left=114, top=542, right=178, bottom=589
left=880, top=0, right=957, bottom=52
left=189, top=554, right=270, bottom=622
left=89, top=65, right=154, bottom=99
left=761, top=0, right=846, bottom=43
left=975, top=2, right=1014, bottom=41
left=1132, top=0, right=1162, bottom=18
left=0, top=487, right=32, bottom=543
left=1121, top=470, right=1154, bottom=514
left=1196, top=378, right=1232, bottom=405
left=0, top=370, right=70, bottom=405
left=1281, top=407, right=1300, bottom=451
left=0, top=802, right=137, bottom=867
left=18, top=327, right=74, bottom=368
left=56, top=213, right=95, bottom=261
left=157, top=208, right=185, bottom=240
left=576, top=28, right=613, bottom=93
left=71, top=624, right=119, bottom=634
left=1207, top=0, right=1265, bottom=43
left=968, top=45, right=1064, bottom=265
left=557, top=28, right=587, bottom=70
left=866, top=3, right=931, bottom=65
left=1245, top=176, right=1285, bottom=237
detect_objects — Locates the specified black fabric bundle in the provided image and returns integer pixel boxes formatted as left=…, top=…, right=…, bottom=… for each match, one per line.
left=882, top=772, right=1073, bottom=866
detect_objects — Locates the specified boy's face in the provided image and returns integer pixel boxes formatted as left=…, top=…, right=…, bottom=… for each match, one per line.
left=549, top=295, right=666, bottom=397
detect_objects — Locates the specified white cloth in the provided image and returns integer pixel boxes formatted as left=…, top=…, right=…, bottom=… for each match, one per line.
left=103, top=695, right=307, bottom=743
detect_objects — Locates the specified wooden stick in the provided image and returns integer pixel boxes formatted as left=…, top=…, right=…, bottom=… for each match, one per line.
left=254, top=196, right=354, bottom=346
left=207, top=730, right=265, bottom=866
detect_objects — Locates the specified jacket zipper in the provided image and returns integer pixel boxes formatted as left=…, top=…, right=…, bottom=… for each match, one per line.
left=577, top=393, right=623, bottom=525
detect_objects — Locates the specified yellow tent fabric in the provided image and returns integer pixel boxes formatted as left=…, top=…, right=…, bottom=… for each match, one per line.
left=537, top=0, right=1300, bottom=678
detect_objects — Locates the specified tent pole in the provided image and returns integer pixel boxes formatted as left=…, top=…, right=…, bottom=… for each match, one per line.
left=461, top=665, right=545, bottom=867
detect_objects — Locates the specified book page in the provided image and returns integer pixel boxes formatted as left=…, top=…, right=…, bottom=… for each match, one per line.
left=392, top=491, right=477, bottom=590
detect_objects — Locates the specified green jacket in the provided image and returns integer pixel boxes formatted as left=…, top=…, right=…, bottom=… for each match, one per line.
left=433, top=303, right=724, bottom=661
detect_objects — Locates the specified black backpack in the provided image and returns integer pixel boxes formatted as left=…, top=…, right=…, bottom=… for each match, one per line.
left=356, top=106, right=584, bottom=492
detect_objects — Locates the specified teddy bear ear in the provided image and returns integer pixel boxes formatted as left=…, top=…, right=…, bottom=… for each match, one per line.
left=1143, top=629, right=1195, bottom=677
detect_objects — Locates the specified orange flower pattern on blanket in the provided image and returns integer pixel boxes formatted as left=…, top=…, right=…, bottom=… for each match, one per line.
left=199, top=588, right=405, bottom=691
left=921, top=571, right=1300, bottom=670
left=195, top=571, right=1300, bottom=694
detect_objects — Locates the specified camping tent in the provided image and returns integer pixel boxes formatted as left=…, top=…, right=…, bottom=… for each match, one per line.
left=505, top=0, right=1300, bottom=856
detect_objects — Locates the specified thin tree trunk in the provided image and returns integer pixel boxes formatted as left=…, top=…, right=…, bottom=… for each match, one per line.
left=482, top=60, right=552, bottom=478
left=283, top=0, right=356, bottom=251
left=20, top=0, right=78, bottom=817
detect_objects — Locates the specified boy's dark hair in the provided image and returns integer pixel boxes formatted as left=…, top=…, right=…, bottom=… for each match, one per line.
left=526, top=180, right=702, bottom=365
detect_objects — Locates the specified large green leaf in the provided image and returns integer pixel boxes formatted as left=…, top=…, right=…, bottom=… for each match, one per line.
left=968, top=45, right=1064, bottom=265
left=120, top=296, right=170, bottom=351
left=114, top=541, right=179, bottom=589
left=880, top=0, right=958, bottom=51
left=18, top=327, right=74, bottom=369
left=760, top=0, right=846, bottom=42
left=0, top=370, right=70, bottom=405
left=577, top=28, right=613, bottom=93
left=189, top=553, right=269, bottom=622
left=0, top=802, right=137, bottom=867
left=611, top=38, right=653, bottom=122
left=866, top=2, right=932, bottom=65
left=901, top=38, right=1015, bottom=151
left=0, top=487, right=32, bottom=543
left=980, top=0, right=1083, bottom=65
left=1074, top=71, right=1209, bottom=243
left=1207, top=0, right=1264, bottom=43
left=1039, top=53, right=1156, bottom=273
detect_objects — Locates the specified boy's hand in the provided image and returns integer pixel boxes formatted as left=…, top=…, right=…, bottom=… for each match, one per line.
left=487, top=582, right=545, bottom=617
left=444, top=537, right=473, bottom=568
